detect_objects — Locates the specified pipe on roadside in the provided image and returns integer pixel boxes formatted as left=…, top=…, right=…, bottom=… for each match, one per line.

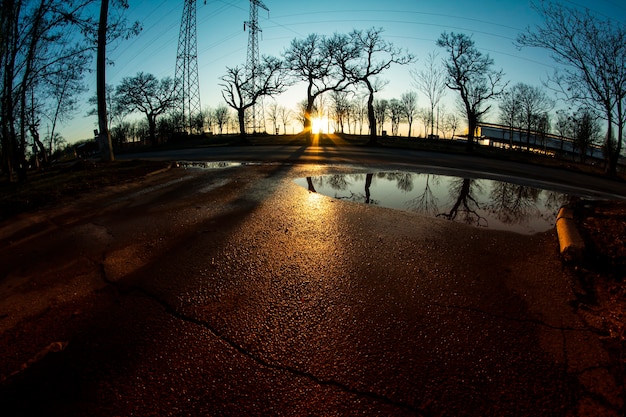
left=556, top=207, right=585, bottom=262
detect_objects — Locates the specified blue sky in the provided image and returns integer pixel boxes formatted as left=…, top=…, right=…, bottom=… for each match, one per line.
left=66, top=0, right=626, bottom=142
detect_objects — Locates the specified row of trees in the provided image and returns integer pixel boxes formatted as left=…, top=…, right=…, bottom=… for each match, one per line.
left=517, top=0, right=626, bottom=174
left=0, top=0, right=140, bottom=181
left=2, top=1, right=624, bottom=179
left=221, top=27, right=415, bottom=145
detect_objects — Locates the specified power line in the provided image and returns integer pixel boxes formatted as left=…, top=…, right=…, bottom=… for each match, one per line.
left=245, top=0, right=269, bottom=133
left=176, top=0, right=202, bottom=133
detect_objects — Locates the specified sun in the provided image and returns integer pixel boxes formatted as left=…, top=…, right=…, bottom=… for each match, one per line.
left=311, top=117, right=335, bottom=134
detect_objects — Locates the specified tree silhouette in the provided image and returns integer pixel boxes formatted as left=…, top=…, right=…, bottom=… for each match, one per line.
left=405, top=174, right=439, bottom=216
left=438, top=178, right=487, bottom=227
left=400, top=91, right=418, bottom=138
left=284, top=33, right=356, bottom=140
left=412, top=51, right=447, bottom=138
left=518, top=1, right=626, bottom=175
left=220, top=56, right=287, bottom=140
left=345, top=27, right=414, bottom=145
left=437, top=32, right=506, bottom=151
left=115, top=72, right=180, bottom=146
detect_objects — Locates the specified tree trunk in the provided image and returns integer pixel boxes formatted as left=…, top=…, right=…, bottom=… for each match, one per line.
left=1, top=0, right=20, bottom=181
left=604, top=108, right=615, bottom=175
left=97, top=0, right=114, bottom=161
left=466, top=114, right=476, bottom=152
left=366, top=85, right=377, bottom=146
left=430, top=105, right=435, bottom=137
left=616, top=99, right=624, bottom=174
left=606, top=100, right=624, bottom=176
left=364, top=173, right=373, bottom=204
left=237, top=108, right=246, bottom=140
left=304, top=94, right=315, bottom=143
left=148, top=117, right=157, bottom=146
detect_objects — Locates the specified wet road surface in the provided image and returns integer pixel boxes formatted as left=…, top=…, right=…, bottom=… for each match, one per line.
left=0, top=162, right=623, bottom=416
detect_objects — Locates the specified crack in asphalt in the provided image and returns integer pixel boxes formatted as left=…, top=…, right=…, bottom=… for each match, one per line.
left=137, top=286, right=432, bottom=417
left=94, top=259, right=431, bottom=416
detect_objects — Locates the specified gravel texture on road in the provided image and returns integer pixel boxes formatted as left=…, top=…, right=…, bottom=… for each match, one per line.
left=0, top=162, right=623, bottom=416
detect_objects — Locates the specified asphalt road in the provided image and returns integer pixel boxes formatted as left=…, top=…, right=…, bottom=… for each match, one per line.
left=119, top=145, right=626, bottom=199
left=0, top=149, right=624, bottom=416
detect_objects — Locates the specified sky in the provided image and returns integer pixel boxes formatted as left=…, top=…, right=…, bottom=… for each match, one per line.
left=64, top=0, right=626, bottom=142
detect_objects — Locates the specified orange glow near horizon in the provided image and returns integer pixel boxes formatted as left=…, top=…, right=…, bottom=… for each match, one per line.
left=311, top=117, right=335, bottom=134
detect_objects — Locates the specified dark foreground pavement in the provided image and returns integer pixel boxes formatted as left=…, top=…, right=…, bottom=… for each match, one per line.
left=0, top=162, right=623, bottom=416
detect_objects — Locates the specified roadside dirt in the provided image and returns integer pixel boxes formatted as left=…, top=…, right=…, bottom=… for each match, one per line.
left=0, top=160, right=171, bottom=222
left=571, top=200, right=626, bottom=396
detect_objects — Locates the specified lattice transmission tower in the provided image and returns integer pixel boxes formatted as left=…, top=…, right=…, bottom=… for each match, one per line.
left=244, top=0, right=269, bottom=133
left=175, top=0, right=202, bottom=133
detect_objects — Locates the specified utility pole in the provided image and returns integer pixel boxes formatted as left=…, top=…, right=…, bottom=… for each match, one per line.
left=244, top=0, right=269, bottom=133
left=175, top=0, right=202, bottom=134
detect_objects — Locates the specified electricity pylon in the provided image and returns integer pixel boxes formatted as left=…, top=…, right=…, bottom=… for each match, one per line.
left=175, top=0, right=201, bottom=134
left=244, top=0, right=268, bottom=133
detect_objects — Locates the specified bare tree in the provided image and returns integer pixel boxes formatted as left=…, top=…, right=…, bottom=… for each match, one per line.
left=444, top=112, right=460, bottom=139
left=400, top=91, right=418, bottom=138
left=346, top=27, right=414, bottom=145
left=437, top=32, right=506, bottom=151
left=554, top=110, right=572, bottom=152
left=352, top=96, right=368, bottom=135
left=278, top=106, right=292, bottom=134
left=1, top=0, right=130, bottom=179
left=498, top=85, right=522, bottom=147
left=330, top=90, right=351, bottom=134
left=214, top=105, right=230, bottom=135
left=0, top=0, right=139, bottom=179
left=220, top=55, right=287, bottom=140
left=95, top=0, right=140, bottom=161
left=204, top=106, right=215, bottom=133
left=516, top=83, right=554, bottom=150
left=295, top=100, right=310, bottom=130
left=266, top=102, right=280, bottom=135
left=417, top=108, right=431, bottom=137
left=412, top=51, right=447, bottom=138
left=571, top=107, right=601, bottom=162
left=518, top=0, right=626, bottom=174
left=389, top=98, right=404, bottom=136
left=373, top=99, right=389, bottom=135
left=115, top=72, right=180, bottom=146
left=284, top=33, right=356, bottom=139
left=41, top=53, right=89, bottom=156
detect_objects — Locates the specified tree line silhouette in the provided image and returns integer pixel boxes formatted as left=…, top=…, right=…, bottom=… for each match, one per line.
left=1, top=1, right=625, bottom=181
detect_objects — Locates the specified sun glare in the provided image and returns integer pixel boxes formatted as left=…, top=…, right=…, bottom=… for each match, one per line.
left=311, top=117, right=335, bottom=134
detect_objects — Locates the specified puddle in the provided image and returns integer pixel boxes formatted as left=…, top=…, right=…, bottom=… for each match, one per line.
left=295, top=172, right=593, bottom=234
left=176, top=161, right=241, bottom=169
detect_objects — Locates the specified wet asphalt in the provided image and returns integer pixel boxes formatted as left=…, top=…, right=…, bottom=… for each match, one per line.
left=0, top=161, right=623, bottom=416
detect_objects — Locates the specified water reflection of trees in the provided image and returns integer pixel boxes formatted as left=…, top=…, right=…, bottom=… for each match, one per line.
left=309, top=173, right=380, bottom=205
left=487, top=182, right=541, bottom=225
left=544, top=191, right=571, bottom=213
left=381, top=172, right=415, bottom=193
left=308, top=174, right=354, bottom=192
left=336, top=173, right=380, bottom=204
left=303, top=172, right=571, bottom=233
left=405, top=174, right=440, bottom=216
left=438, top=178, right=487, bottom=227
